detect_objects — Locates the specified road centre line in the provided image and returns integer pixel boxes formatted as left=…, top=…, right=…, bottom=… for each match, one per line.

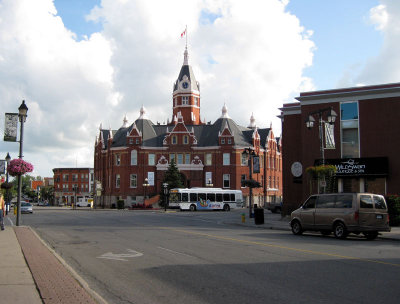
left=160, top=227, right=400, bottom=268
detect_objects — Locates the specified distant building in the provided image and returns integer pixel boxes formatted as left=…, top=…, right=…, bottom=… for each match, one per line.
left=280, top=83, right=400, bottom=215
left=44, top=177, right=54, bottom=187
left=31, top=180, right=44, bottom=192
left=94, top=47, right=283, bottom=208
left=53, top=168, right=94, bottom=205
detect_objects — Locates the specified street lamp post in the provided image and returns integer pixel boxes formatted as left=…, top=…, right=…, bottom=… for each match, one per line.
left=305, top=107, right=337, bottom=165
left=143, top=178, right=149, bottom=206
left=16, top=100, right=28, bottom=226
left=73, top=185, right=78, bottom=209
left=242, top=147, right=256, bottom=218
left=163, top=182, right=168, bottom=211
left=5, top=153, right=11, bottom=215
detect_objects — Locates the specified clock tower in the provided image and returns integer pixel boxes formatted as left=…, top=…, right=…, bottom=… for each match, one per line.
left=172, top=47, right=202, bottom=125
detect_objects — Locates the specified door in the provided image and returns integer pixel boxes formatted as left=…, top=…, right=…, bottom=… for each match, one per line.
left=359, top=194, right=375, bottom=229
left=300, top=196, right=317, bottom=229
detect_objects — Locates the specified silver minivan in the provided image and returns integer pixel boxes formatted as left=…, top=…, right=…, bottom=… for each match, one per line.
left=290, top=193, right=391, bottom=239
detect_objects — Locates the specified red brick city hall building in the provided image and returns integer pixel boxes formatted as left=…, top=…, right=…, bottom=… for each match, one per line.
left=94, top=48, right=282, bottom=208
left=280, top=82, right=400, bottom=215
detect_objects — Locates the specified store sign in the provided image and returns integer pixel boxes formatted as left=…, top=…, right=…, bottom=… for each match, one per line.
left=320, top=157, right=388, bottom=177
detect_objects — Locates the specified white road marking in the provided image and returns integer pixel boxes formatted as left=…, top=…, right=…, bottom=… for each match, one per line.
left=97, top=249, right=143, bottom=261
left=157, top=246, right=194, bottom=258
left=7, top=217, right=14, bottom=226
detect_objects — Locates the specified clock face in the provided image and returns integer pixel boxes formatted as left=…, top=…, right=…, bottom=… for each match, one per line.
left=182, top=81, right=189, bottom=89
left=291, top=162, right=303, bottom=177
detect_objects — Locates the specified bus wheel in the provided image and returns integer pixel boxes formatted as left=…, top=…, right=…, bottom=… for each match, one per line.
left=190, top=204, right=196, bottom=211
left=223, top=204, right=230, bottom=211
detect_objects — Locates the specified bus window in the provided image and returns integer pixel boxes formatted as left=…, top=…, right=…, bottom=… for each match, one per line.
left=169, top=193, right=180, bottom=203
left=216, top=193, right=223, bottom=202
left=230, top=194, right=235, bottom=202
left=223, top=193, right=230, bottom=202
left=198, top=193, right=206, bottom=201
left=207, top=193, right=216, bottom=202
left=190, top=193, right=197, bottom=202
left=182, top=193, right=189, bottom=202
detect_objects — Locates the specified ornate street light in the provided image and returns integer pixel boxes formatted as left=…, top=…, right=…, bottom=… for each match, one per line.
left=163, top=182, right=168, bottom=211
left=143, top=178, right=149, bottom=206
left=242, top=147, right=256, bottom=218
left=5, top=153, right=11, bottom=215
left=305, top=107, right=337, bottom=165
left=16, top=100, right=28, bottom=226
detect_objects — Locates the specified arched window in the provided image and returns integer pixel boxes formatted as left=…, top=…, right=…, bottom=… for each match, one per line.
left=131, top=150, right=137, bottom=166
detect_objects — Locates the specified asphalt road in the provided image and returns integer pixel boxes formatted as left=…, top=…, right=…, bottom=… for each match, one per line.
left=13, top=208, right=400, bottom=304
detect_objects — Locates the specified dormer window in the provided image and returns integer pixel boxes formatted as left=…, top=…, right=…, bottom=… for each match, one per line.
left=172, top=136, right=177, bottom=144
left=182, top=96, right=189, bottom=105
left=129, top=138, right=133, bottom=144
left=228, top=138, right=232, bottom=144
left=221, top=138, right=225, bottom=144
left=183, top=135, right=189, bottom=144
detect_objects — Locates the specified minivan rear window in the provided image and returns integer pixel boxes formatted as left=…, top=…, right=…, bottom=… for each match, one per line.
left=373, top=195, right=387, bottom=210
left=360, top=195, right=374, bottom=208
left=335, top=195, right=353, bottom=208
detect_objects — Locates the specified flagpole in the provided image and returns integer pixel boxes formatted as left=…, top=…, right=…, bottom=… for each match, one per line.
left=186, top=25, right=188, bottom=48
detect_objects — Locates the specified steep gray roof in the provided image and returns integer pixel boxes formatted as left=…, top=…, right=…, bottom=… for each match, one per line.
left=100, top=117, right=274, bottom=150
left=173, top=65, right=200, bottom=91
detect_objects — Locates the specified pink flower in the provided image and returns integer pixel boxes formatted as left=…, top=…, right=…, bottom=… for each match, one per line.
left=7, top=159, right=34, bottom=176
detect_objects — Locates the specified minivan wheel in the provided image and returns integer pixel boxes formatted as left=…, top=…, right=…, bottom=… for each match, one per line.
left=190, top=204, right=196, bottom=212
left=333, top=222, right=348, bottom=239
left=291, top=220, right=303, bottom=235
left=363, top=231, right=378, bottom=240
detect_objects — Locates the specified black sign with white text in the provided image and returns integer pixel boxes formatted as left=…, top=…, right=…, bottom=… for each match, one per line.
left=315, top=157, right=388, bottom=177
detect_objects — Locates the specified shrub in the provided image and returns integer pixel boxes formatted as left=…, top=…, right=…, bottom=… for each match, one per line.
left=386, top=195, right=400, bottom=226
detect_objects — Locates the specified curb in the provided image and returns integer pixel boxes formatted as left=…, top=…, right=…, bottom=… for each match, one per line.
left=27, top=226, right=108, bottom=304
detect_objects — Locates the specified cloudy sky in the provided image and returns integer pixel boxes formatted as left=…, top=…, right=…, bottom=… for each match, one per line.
left=0, top=0, right=399, bottom=178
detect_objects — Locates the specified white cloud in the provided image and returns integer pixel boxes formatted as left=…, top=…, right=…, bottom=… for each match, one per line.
left=0, top=0, right=315, bottom=177
left=355, top=0, right=400, bottom=85
left=369, top=4, right=388, bottom=31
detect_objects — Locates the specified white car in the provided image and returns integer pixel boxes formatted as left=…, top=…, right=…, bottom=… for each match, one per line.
left=21, top=202, right=33, bottom=213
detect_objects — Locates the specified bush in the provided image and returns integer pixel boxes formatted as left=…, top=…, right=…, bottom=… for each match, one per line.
left=386, top=195, right=400, bottom=226
left=117, top=200, right=125, bottom=209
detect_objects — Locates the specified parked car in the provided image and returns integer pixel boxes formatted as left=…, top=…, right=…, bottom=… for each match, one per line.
left=290, top=193, right=390, bottom=240
left=266, top=201, right=282, bottom=213
left=21, top=202, right=33, bottom=214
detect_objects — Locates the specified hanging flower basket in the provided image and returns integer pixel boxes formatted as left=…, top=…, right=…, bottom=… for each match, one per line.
left=7, top=159, right=34, bottom=177
left=0, top=182, right=13, bottom=189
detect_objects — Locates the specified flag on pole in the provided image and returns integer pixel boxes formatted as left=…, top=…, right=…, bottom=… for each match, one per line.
left=181, top=27, right=186, bottom=38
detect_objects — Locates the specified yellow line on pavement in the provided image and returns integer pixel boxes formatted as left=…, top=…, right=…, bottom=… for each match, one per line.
left=161, top=227, right=400, bottom=268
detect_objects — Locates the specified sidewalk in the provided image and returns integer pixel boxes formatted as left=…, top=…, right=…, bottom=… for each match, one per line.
left=0, top=227, right=42, bottom=304
left=225, top=209, right=400, bottom=241
left=0, top=224, right=103, bottom=304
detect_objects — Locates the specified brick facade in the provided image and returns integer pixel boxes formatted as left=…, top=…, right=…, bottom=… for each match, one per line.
left=280, top=83, right=400, bottom=215
left=94, top=48, right=283, bottom=208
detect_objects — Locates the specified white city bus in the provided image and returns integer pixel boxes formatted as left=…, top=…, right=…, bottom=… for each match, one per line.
left=169, top=188, right=243, bottom=211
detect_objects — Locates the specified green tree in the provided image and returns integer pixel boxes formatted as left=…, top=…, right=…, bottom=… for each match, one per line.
left=160, top=160, right=184, bottom=207
left=41, top=186, right=54, bottom=203
left=11, top=175, right=36, bottom=199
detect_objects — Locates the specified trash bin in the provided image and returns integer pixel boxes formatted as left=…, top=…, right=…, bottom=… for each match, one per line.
left=254, top=207, right=264, bottom=225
